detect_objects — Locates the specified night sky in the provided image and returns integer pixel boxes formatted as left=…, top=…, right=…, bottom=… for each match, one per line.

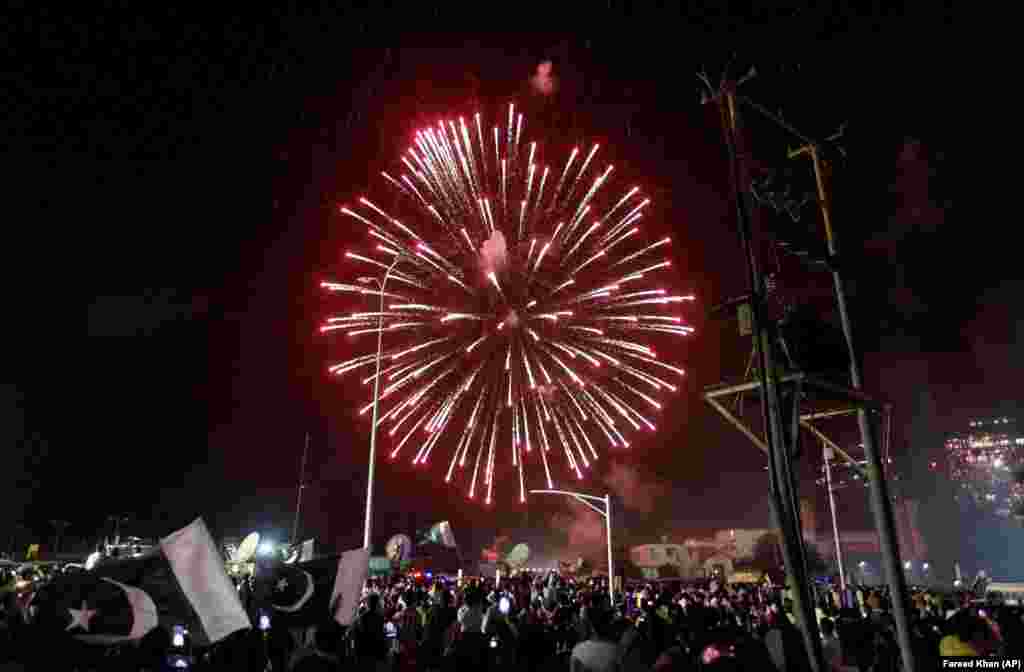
left=12, top=4, right=998, bottom=567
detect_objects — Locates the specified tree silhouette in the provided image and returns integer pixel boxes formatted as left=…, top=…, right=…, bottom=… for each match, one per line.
left=751, top=532, right=782, bottom=571
left=803, top=541, right=830, bottom=576
left=751, top=532, right=830, bottom=575
left=622, top=557, right=645, bottom=580
left=657, top=562, right=680, bottom=579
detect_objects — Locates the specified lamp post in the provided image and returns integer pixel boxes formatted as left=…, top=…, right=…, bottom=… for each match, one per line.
left=530, top=489, right=615, bottom=597
left=359, top=256, right=405, bottom=551
left=50, top=520, right=70, bottom=555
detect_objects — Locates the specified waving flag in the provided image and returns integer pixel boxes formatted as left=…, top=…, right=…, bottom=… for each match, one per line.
left=268, top=547, right=369, bottom=627
left=299, top=538, right=315, bottom=562
left=30, top=574, right=159, bottom=645
left=31, top=518, right=249, bottom=646
left=419, top=521, right=458, bottom=548
left=429, top=521, right=457, bottom=548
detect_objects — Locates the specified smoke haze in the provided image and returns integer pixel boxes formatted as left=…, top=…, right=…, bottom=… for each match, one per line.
left=530, top=61, right=557, bottom=96
left=479, top=230, right=509, bottom=275
left=603, top=461, right=668, bottom=515
left=550, top=505, right=605, bottom=560
left=547, top=461, right=672, bottom=563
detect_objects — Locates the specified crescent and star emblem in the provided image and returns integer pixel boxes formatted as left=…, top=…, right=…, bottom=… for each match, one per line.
left=67, top=601, right=99, bottom=632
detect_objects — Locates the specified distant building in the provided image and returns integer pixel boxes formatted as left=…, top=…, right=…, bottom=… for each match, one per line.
left=629, top=543, right=693, bottom=578
left=707, top=528, right=768, bottom=560
left=648, top=493, right=925, bottom=584
left=945, top=417, right=1024, bottom=516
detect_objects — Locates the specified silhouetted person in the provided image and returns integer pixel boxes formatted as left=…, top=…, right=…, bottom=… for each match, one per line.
left=352, top=593, right=388, bottom=671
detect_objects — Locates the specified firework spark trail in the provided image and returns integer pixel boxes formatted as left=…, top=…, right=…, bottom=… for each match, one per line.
left=322, top=106, right=694, bottom=502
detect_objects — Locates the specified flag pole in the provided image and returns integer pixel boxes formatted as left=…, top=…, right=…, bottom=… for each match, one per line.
left=291, top=433, right=310, bottom=546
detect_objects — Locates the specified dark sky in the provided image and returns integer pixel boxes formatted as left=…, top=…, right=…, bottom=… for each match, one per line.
left=11, top=3, right=998, bottom=563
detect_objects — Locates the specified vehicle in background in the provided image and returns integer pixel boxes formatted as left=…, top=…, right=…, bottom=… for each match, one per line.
left=986, top=581, right=1024, bottom=605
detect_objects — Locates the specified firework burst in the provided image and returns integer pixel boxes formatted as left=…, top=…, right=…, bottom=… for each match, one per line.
left=321, top=104, right=694, bottom=505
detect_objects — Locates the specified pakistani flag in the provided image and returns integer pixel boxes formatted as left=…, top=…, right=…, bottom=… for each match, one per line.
left=299, top=538, right=315, bottom=562
left=423, top=521, right=457, bottom=548
left=31, top=518, right=250, bottom=646
left=268, top=547, right=369, bottom=627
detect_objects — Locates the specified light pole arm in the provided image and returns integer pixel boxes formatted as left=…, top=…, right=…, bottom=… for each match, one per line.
left=529, top=489, right=608, bottom=508
left=572, top=497, right=607, bottom=518
left=529, top=489, right=616, bottom=597
left=382, top=256, right=403, bottom=288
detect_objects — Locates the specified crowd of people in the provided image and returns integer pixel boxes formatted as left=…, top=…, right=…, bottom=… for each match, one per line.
left=332, top=574, right=1024, bottom=671
left=4, top=562, right=1024, bottom=671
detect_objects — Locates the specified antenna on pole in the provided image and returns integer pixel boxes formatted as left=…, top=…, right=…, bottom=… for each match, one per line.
left=291, top=433, right=310, bottom=546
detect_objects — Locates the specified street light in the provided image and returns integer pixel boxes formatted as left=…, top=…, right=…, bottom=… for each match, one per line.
left=530, top=489, right=615, bottom=597
left=822, top=444, right=847, bottom=591
left=358, top=255, right=407, bottom=552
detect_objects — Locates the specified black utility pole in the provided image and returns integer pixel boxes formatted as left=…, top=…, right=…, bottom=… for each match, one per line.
left=789, top=141, right=916, bottom=671
left=712, top=76, right=825, bottom=672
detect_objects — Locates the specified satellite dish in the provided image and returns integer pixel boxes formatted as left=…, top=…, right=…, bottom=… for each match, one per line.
left=505, top=543, right=530, bottom=568
left=236, top=532, right=260, bottom=563
left=386, top=534, right=412, bottom=563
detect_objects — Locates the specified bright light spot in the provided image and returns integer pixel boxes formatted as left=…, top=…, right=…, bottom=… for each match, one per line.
left=257, top=542, right=274, bottom=557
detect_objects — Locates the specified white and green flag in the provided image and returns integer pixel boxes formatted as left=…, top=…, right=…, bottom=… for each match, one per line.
left=424, top=521, right=457, bottom=548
